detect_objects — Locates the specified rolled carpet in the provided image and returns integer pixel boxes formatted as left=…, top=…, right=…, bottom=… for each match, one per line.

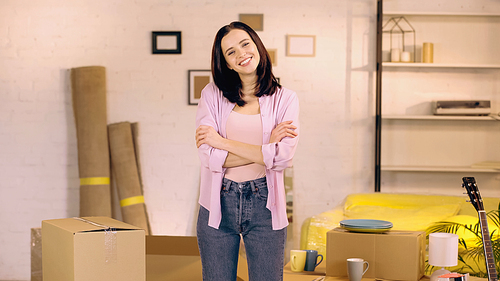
left=71, top=66, right=112, bottom=217
left=131, top=122, right=152, bottom=233
left=108, top=122, right=150, bottom=234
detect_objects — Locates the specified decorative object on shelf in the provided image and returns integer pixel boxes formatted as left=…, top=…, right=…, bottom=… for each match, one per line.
left=432, top=100, right=491, bottom=116
left=391, top=48, right=401, bottom=62
left=188, top=70, right=212, bottom=105
left=383, top=16, right=416, bottom=62
left=428, top=232, right=459, bottom=281
left=401, top=51, right=411, bottom=62
left=423, top=42, right=434, bottom=63
left=286, top=35, right=316, bottom=57
left=239, top=14, right=264, bottom=31
left=152, top=31, right=181, bottom=54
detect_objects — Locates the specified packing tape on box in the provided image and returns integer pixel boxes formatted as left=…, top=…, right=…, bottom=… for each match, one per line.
left=73, top=217, right=117, bottom=263
left=120, top=195, right=144, bottom=207
left=80, top=177, right=110, bottom=185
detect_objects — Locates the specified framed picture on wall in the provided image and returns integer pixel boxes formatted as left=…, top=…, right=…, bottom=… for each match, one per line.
left=268, top=49, right=277, bottom=66
left=152, top=31, right=182, bottom=54
left=239, top=14, right=264, bottom=31
left=188, top=70, right=213, bottom=105
left=286, top=35, right=316, bottom=57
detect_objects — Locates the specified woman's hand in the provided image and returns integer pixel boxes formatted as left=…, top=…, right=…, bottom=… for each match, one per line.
left=269, top=121, right=298, bottom=143
left=196, top=125, right=226, bottom=149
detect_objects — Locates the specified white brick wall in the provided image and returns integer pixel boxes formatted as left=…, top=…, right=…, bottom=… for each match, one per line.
left=3, top=0, right=496, bottom=279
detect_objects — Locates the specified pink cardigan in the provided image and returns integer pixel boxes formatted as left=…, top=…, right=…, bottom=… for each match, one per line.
left=195, top=82, right=300, bottom=230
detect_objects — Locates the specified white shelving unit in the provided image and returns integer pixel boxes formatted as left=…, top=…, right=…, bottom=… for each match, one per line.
left=383, top=115, right=498, bottom=121
left=378, top=9, right=500, bottom=194
left=384, top=12, right=500, bottom=17
left=383, top=62, right=500, bottom=69
left=382, top=166, right=499, bottom=173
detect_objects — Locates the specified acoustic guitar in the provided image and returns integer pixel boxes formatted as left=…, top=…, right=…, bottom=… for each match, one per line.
left=462, top=177, right=498, bottom=281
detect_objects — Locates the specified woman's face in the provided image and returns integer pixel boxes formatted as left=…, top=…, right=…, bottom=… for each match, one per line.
left=221, top=29, right=260, bottom=78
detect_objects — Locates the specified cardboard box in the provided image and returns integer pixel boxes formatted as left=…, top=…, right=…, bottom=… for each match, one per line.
left=324, top=277, right=431, bottom=281
left=326, top=228, right=425, bottom=281
left=283, top=261, right=326, bottom=281
left=42, top=217, right=145, bottom=281
left=146, top=235, right=248, bottom=281
left=31, top=227, right=42, bottom=281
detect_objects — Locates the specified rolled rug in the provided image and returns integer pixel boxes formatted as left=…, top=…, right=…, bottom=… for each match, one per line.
left=108, top=122, right=150, bottom=234
left=131, top=122, right=152, bottom=233
left=71, top=66, right=112, bottom=217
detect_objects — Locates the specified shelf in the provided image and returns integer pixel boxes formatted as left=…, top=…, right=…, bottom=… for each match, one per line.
left=384, top=12, right=500, bottom=17
left=381, top=165, right=500, bottom=173
left=383, top=115, right=498, bottom=121
left=376, top=7, right=500, bottom=192
left=383, top=62, right=500, bottom=69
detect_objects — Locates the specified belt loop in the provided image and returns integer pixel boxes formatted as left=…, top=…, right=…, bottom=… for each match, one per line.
left=225, top=179, right=233, bottom=191
left=250, top=180, right=256, bottom=193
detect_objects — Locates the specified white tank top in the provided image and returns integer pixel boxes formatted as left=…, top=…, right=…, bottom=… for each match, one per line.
left=224, top=110, right=266, bottom=182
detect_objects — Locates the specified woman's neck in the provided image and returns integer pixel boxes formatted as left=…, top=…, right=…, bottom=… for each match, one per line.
left=239, top=73, right=258, bottom=96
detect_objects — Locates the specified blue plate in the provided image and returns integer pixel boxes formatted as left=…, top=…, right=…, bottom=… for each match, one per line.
left=341, top=226, right=392, bottom=233
left=340, top=219, right=393, bottom=232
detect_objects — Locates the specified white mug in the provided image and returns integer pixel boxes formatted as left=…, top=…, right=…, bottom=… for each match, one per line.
left=347, top=258, right=369, bottom=281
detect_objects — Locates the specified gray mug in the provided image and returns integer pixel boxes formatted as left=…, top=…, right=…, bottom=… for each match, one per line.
left=304, top=250, right=323, bottom=271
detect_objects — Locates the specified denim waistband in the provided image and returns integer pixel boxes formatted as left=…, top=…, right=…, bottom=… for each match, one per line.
left=222, top=177, right=267, bottom=192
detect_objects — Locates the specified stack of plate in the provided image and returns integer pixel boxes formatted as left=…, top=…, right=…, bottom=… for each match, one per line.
left=340, top=219, right=393, bottom=233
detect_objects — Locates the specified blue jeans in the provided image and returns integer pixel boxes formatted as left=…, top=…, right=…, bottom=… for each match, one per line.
left=197, top=177, right=286, bottom=281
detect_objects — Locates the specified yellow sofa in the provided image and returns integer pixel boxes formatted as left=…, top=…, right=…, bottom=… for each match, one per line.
left=300, top=193, right=500, bottom=275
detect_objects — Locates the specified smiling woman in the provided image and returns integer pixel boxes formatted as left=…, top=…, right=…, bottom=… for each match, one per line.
left=195, top=21, right=300, bottom=281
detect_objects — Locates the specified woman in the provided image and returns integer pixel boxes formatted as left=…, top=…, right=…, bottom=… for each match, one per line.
left=195, top=21, right=300, bottom=281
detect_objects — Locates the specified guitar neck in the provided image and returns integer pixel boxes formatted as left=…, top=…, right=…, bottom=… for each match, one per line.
left=479, top=211, right=498, bottom=281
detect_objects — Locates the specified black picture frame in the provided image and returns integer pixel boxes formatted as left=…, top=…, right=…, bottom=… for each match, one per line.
left=152, top=31, right=182, bottom=54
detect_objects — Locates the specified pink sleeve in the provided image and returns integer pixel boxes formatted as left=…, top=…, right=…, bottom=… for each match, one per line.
left=195, top=84, right=228, bottom=173
left=261, top=91, right=300, bottom=171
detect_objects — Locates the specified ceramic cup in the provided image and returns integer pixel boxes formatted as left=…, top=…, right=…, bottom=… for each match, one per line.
left=290, top=250, right=307, bottom=272
left=347, top=258, right=369, bottom=281
left=304, top=250, right=324, bottom=271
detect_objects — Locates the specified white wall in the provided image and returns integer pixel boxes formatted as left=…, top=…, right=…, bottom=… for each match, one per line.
left=3, top=0, right=497, bottom=280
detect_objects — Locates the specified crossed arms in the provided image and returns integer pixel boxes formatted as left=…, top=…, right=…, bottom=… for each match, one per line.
left=195, top=120, right=297, bottom=168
